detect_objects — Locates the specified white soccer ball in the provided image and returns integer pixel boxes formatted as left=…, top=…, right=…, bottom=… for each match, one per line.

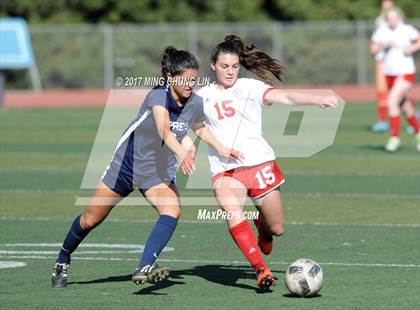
left=284, top=258, right=324, bottom=297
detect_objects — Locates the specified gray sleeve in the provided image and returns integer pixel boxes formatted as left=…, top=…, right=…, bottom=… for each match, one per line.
left=144, top=88, right=169, bottom=110
left=192, top=95, right=206, bottom=124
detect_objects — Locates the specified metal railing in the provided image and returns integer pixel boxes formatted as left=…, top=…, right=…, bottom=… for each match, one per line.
left=17, top=20, right=420, bottom=89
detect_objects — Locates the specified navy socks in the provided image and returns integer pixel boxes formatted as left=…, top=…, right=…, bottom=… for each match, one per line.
left=56, top=215, right=90, bottom=264
left=138, top=215, right=178, bottom=268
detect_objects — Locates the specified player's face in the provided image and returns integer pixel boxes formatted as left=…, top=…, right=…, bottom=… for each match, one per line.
left=170, top=68, right=198, bottom=102
left=386, top=10, right=401, bottom=29
left=211, top=52, right=240, bottom=89
left=381, top=0, right=394, bottom=11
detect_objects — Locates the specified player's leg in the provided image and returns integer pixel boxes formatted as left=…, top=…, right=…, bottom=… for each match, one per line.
left=214, top=177, right=276, bottom=291
left=132, top=183, right=180, bottom=285
left=372, top=61, right=389, bottom=132
left=401, top=97, right=417, bottom=134
left=253, top=189, right=284, bottom=255
left=401, top=94, right=420, bottom=151
left=386, top=77, right=411, bottom=152
left=52, top=181, right=124, bottom=288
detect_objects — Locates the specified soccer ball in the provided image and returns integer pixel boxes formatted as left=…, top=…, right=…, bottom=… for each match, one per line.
left=284, top=258, right=324, bottom=297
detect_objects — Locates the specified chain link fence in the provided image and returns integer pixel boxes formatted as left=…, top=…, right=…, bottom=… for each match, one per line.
left=10, top=21, right=420, bottom=89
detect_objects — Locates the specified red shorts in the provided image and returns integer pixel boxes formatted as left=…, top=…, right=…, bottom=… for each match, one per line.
left=385, top=74, right=415, bottom=89
left=211, top=161, right=285, bottom=198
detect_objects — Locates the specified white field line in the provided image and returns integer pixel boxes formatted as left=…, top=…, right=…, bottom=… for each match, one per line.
left=0, top=261, right=26, bottom=269
left=2, top=151, right=418, bottom=161
left=0, top=250, right=140, bottom=255
left=0, top=216, right=418, bottom=228
left=1, top=189, right=419, bottom=199
left=0, top=243, right=173, bottom=252
left=75, top=192, right=420, bottom=206
left=285, top=170, right=419, bottom=177
left=1, top=167, right=418, bottom=177
left=0, top=255, right=418, bottom=268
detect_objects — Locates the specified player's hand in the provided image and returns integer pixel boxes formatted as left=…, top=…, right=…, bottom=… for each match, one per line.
left=317, top=96, right=338, bottom=109
left=403, top=46, right=413, bottom=56
left=181, top=136, right=196, bottom=160
left=381, top=41, right=393, bottom=50
left=217, top=146, right=243, bottom=159
left=177, top=149, right=196, bottom=176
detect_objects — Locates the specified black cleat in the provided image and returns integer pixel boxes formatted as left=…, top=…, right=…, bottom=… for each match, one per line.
left=51, top=262, right=69, bottom=288
left=132, top=264, right=170, bottom=285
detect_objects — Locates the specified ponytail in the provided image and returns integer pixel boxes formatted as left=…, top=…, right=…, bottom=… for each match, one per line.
left=161, top=46, right=199, bottom=80
left=211, top=35, right=285, bottom=85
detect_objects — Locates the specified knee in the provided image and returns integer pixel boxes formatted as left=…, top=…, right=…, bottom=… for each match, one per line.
left=159, top=206, right=181, bottom=219
left=270, top=223, right=284, bottom=236
left=80, top=211, right=100, bottom=230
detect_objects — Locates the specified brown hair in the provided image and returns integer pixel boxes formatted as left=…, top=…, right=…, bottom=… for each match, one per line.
left=210, top=34, right=285, bottom=84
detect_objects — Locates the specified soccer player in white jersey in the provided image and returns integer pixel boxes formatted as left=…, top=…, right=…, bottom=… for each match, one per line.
left=371, top=0, right=395, bottom=132
left=371, top=7, right=420, bottom=152
left=197, top=35, right=337, bottom=291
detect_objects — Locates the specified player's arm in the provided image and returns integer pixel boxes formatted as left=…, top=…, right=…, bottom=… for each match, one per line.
left=370, top=28, right=392, bottom=56
left=264, top=89, right=338, bottom=109
left=192, top=122, right=241, bottom=159
left=152, top=105, right=195, bottom=175
left=181, top=135, right=197, bottom=160
left=370, top=40, right=392, bottom=56
left=404, top=35, right=420, bottom=55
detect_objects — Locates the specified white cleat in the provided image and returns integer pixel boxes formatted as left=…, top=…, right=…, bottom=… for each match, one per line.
left=385, top=136, right=401, bottom=153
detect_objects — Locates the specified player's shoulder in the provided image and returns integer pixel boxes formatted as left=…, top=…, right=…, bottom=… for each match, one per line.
left=376, top=23, right=390, bottom=34
left=374, top=15, right=385, bottom=29
left=195, top=82, right=215, bottom=98
left=372, top=24, right=389, bottom=40
left=189, top=91, right=204, bottom=105
left=235, top=77, right=265, bottom=88
left=145, top=84, right=168, bottom=100
left=401, top=23, right=419, bottom=34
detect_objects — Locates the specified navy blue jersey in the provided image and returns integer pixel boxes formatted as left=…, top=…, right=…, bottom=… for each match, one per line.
left=102, top=84, right=205, bottom=196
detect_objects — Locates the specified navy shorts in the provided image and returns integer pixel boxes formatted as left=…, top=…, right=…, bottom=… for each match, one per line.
left=102, top=131, right=177, bottom=197
left=102, top=166, right=176, bottom=197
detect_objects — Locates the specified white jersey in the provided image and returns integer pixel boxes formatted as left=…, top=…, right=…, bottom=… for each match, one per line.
left=372, top=23, right=419, bottom=75
left=197, top=78, right=276, bottom=176
left=373, top=15, right=386, bottom=61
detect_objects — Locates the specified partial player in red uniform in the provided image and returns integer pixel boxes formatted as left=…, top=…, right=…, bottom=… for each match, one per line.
left=197, top=35, right=337, bottom=291
left=371, top=7, right=420, bottom=152
left=371, top=0, right=395, bottom=132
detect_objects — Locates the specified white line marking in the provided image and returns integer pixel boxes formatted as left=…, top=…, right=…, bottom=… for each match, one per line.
left=0, top=261, right=26, bottom=269
left=0, top=217, right=418, bottom=228
left=75, top=192, right=420, bottom=206
left=0, top=255, right=418, bottom=268
left=285, top=170, right=419, bottom=177
left=1, top=189, right=418, bottom=200
left=286, top=192, right=420, bottom=199
left=0, top=250, right=141, bottom=255
left=0, top=189, right=76, bottom=194
left=0, top=243, right=173, bottom=252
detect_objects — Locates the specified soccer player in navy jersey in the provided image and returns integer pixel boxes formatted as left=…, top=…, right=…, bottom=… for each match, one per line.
left=51, top=46, right=240, bottom=288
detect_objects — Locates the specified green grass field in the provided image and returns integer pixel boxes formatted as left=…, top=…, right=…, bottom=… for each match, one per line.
left=0, top=103, right=419, bottom=310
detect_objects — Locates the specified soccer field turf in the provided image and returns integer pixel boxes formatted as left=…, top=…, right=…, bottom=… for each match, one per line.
left=0, top=103, right=419, bottom=309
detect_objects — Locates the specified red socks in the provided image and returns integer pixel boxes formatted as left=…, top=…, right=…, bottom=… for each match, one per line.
left=390, top=116, right=400, bottom=137
left=406, top=115, right=420, bottom=134
left=377, top=92, right=388, bottom=121
left=378, top=106, right=388, bottom=121
left=229, top=220, right=266, bottom=272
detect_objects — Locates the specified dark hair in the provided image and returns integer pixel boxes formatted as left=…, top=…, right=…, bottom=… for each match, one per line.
left=210, top=35, right=285, bottom=84
left=161, top=46, right=199, bottom=80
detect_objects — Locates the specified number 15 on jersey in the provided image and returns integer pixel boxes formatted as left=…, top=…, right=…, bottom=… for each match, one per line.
left=214, top=100, right=235, bottom=120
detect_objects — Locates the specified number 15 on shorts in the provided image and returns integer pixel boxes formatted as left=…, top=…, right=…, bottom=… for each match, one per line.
left=255, top=165, right=276, bottom=189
